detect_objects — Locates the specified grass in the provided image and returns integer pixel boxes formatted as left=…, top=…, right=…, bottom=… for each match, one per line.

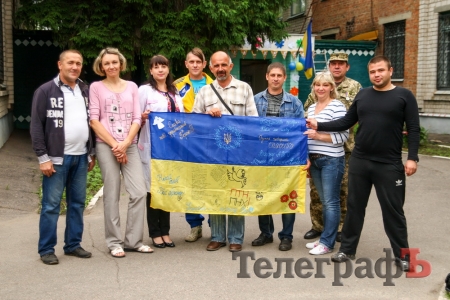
left=416, top=143, right=450, bottom=157
left=401, top=126, right=450, bottom=158
left=404, top=137, right=450, bottom=158
left=86, top=164, right=103, bottom=202
left=38, top=164, right=103, bottom=214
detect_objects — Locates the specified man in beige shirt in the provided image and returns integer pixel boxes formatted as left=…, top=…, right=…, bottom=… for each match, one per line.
left=193, top=51, right=258, bottom=252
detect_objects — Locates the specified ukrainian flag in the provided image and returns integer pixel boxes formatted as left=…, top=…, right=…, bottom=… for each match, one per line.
left=149, top=112, right=308, bottom=216
left=303, top=20, right=314, bottom=80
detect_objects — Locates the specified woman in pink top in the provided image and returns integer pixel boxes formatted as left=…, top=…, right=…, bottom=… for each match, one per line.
left=89, top=48, right=153, bottom=257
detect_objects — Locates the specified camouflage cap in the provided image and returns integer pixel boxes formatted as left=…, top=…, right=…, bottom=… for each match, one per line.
left=329, top=52, right=348, bottom=62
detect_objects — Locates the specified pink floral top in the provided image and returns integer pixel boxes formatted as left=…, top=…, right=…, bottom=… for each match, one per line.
left=89, top=81, right=142, bottom=143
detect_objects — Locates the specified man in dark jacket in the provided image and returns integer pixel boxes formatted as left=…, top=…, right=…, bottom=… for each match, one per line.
left=306, top=56, right=420, bottom=271
left=252, top=62, right=305, bottom=251
left=30, top=50, right=95, bottom=265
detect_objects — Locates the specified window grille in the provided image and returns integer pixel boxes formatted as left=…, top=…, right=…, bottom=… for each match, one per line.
left=437, top=12, right=450, bottom=90
left=384, top=21, right=405, bottom=79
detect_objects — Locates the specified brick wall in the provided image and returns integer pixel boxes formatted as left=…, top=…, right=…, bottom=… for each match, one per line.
left=284, top=0, right=419, bottom=95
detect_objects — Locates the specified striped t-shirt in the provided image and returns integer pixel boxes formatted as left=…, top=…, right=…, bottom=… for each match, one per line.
left=307, top=99, right=348, bottom=157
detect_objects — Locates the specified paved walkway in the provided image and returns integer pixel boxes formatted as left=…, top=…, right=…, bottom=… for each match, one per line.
left=0, top=129, right=449, bottom=299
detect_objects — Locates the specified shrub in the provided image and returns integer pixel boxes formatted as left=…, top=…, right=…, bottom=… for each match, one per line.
left=403, top=126, right=428, bottom=148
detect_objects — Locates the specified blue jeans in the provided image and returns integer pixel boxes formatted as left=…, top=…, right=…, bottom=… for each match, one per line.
left=309, top=155, right=344, bottom=249
left=258, top=214, right=296, bottom=241
left=210, top=215, right=244, bottom=244
left=38, top=154, right=88, bottom=256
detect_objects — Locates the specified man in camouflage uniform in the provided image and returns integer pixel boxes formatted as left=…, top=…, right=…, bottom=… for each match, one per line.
left=303, top=52, right=362, bottom=242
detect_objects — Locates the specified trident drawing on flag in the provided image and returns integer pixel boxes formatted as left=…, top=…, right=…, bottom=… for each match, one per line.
left=224, top=132, right=232, bottom=145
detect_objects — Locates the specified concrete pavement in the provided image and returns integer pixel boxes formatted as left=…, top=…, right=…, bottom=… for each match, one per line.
left=1, top=129, right=449, bottom=299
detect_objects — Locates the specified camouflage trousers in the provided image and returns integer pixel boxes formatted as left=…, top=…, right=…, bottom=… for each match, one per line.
left=309, top=152, right=350, bottom=232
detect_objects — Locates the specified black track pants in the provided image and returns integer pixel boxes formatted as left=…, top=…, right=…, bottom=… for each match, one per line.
left=339, top=156, right=409, bottom=258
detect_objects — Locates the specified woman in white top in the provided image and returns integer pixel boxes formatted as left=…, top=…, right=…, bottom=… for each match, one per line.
left=138, top=55, right=184, bottom=248
left=304, top=72, right=349, bottom=255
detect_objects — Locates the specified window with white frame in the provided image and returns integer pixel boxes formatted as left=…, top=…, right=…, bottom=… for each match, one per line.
left=384, top=20, right=405, bottom=79
left=437, top=12, right=450, bottom=90
left=291, top=0, right=306, bottom=16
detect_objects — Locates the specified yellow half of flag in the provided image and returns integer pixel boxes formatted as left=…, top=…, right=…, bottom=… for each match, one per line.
left=150, top=159, right=306, bottom=216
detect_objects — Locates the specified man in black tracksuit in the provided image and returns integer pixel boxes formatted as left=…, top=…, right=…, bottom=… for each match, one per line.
left=306, top=55, right=420, bottom=271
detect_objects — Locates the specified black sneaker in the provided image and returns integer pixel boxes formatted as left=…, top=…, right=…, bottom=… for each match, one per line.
left=445, top=273, right=450, bottom=293
left=395, top=257, right=410, bottom=272
left=41, top=253, right=59, bottom=265
left=279, top=238, right=292, bottom=251
left=65, top=247, right=92, bottom=258
left=304, top=229, right=321, bottom=240
left=251, top=233, right=273, bottom=246
left=331, top=251, right=355, bottom=263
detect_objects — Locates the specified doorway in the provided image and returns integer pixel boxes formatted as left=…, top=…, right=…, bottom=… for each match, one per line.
left=240, top=59, right=270, bottom=94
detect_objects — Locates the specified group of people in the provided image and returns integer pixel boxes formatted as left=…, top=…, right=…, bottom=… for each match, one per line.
left=31, top=47, right=420, bottom=272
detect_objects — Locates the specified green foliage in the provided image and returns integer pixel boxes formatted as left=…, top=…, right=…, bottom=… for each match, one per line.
left=15, top=0, right=293, bottom=70
left=86, top=164, right=103, bottom=204
left=417, top=143, right=450, bottom=157
left=403, top=126, right=428, bottom=148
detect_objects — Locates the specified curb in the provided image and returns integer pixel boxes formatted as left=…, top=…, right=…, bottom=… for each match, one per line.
left=85, top=186, right=103, bottom=212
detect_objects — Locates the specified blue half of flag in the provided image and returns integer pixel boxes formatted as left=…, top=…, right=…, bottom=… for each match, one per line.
left=149, top=112, right=308, bottom=166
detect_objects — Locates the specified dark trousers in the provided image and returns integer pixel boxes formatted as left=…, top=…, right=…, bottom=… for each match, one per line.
left=258, top=214, right=296, bottom=241
left=146, top=193, right=170, bottom=238
left=340, top=156, right=409, bottom=258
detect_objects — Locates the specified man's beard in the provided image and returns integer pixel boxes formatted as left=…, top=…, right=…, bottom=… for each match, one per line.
left=216, top=71, right=227, bottom=81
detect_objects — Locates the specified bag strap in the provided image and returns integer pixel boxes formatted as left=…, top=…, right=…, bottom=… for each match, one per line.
left=210, top=84, right=234, bottom=115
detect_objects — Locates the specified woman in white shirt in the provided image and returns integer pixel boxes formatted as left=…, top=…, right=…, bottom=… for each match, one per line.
left=138, top=55, right=184, bottom=249
left=304, top=72, right=348, bottom=255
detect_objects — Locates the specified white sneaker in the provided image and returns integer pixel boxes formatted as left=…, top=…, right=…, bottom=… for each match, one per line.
left=309, top=243, right=332, bottom=255
left=185, top=226, right=202, bottom=242
left=306, top=240, right=320, bottom=249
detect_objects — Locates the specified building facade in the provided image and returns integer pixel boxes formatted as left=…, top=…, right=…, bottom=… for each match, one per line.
left=282, top=0, right=450, bottom=133
left=0, top=0, right=14, bottom=148
left=416, top=0, right=450, bottom=133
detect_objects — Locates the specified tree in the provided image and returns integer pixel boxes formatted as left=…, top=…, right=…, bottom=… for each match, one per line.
left=15, top=0, right=293, bottom=70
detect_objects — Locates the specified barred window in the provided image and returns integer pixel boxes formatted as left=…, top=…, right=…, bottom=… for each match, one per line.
left=437, top=12, right=450, bottom=90
left=384, top=21, right=405, bottom=79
